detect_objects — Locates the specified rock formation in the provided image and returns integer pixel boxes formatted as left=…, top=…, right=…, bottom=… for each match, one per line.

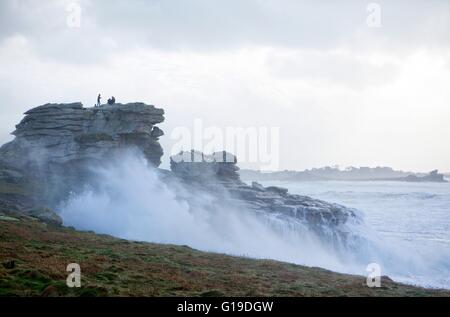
left=170, top=150, right=240, bottom=184
left=0, top=101, right=361, bottom=248
left=0, top=102, right=165, bottom=222
left=170, top=151, right=361, bottom=245
left=240, top=166, right=450, bottom=184
left=402, top=170, right=447, bottom=183
left=0, top=102, right=165, bottom=168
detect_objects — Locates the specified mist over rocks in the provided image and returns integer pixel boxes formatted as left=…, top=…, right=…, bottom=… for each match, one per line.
left=169, top=150, right=361, bottom=245
left=240, top=166, right=448, bottom=183
left=1, top=102, right=165, bottom=168
left=170, top=150, right=241, bottom=184
left=0, top=162, right=62, bottom=225
left=0, top=101, right=361, bottom=250
left=0, top=102, right=165, bottom=222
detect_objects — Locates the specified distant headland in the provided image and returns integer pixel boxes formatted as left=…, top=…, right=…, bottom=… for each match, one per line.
left=240, top=166, right=448, bottom=183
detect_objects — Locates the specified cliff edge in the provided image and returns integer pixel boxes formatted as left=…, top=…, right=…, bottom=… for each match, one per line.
left=0, top=102, right=165, bottom=168
left=0, top=102, right=165, bottom=223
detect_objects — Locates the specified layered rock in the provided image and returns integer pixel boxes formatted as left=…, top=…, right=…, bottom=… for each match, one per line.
left=170, top=151, right=361, bottom=245
left=0, top=102, right=361, bottom=246
left=0, top=102, right=165, bottom=168
left=170, top=150, right=240, bottom=184
left=0, top=102, right=165, bottom=210
left=0, top=162, right=62, bottom=225
left=402, top=170, right=447, bottom=183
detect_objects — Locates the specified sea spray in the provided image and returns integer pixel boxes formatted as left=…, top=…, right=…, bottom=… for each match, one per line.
left=60, top=152, right=351, bottom=270
left=60, top=152, right=450, bottom=289
left=261, top=180, right=450, bottom=289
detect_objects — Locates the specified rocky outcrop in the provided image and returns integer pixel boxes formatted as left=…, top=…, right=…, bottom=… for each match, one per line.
left=0, top=102, right=165, bottom=168
left=402, top=170, right=447, bottom=183
left=0, top=164, right=30, bottom=215
left=0, top=102, right=165, bottom=212
left=0, top=162, right=62, bottom=225
left=0, top=102, right=360, bottom=244
left=170, top=151, right=361, bottom=245
left=170, top=151, right=241, bottom=184
left=228, top=181, right=358, bottom=239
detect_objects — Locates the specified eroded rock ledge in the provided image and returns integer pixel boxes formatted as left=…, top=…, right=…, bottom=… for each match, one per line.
left=1, top=102, right=165, bottom=168
left=170, top=151, right=361, bottom=245
left=0, top=102, right=360, bottom=248
left=0, top=102, right=165, bottom=223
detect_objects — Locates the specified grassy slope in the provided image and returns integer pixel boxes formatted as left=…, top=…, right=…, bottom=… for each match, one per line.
left=0, top=215, right=449, bottom=297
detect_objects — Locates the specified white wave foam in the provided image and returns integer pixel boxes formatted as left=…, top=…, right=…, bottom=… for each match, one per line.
left=59, top=153, right=450, bottom=290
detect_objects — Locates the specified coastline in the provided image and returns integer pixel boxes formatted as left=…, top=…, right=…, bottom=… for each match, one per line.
left=1, top=215, right=449, bottom=297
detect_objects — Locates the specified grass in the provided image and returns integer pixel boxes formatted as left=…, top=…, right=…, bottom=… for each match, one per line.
left=0, top=216, right=449, bottom=297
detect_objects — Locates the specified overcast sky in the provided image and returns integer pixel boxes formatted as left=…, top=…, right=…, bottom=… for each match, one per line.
left=0, top=0, right=449, bottom=172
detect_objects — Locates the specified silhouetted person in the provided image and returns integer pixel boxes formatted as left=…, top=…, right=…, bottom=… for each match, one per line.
left=96, top=94, right=101, bottom=107
left=107, top=96, right=116, bottom=105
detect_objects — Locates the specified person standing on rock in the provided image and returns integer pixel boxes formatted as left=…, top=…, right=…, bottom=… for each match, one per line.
left=96, top=94, right=102, bottom=107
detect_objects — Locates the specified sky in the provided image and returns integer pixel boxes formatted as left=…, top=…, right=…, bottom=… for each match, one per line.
left=0, top=0, right=449, bottom=172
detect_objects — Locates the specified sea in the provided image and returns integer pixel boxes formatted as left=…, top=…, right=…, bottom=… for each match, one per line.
left=260, top=179, right=450, bottom=289
left=59, top=155, right=450, bottom=290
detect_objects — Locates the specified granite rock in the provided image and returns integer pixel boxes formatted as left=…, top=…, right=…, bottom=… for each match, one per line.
left=169, top=151, right=361, bottom=244
left=0, top=102, right=165, bottom=168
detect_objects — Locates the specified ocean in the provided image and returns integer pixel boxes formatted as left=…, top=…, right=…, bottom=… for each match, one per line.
left=260, top=180, right=450, bottom=289
left=59, top=155, right=450, bottom=291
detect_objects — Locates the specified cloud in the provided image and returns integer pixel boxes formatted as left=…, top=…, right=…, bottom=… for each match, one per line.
left=0, top=0, right=449, bottom=64
left=0, top=0, right=449, bottom=172
left=266, top=49, right=399, bottom=90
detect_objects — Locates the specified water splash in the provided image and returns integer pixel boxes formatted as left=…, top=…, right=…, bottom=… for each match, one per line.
left=59, top=153, right=450, bottom=289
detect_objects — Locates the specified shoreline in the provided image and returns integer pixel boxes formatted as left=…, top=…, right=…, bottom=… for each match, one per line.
left=1, top=215, right=449, bottom=297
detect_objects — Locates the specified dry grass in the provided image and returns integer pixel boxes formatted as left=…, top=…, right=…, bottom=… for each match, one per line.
left=1, top=216, right=449, bottom=297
